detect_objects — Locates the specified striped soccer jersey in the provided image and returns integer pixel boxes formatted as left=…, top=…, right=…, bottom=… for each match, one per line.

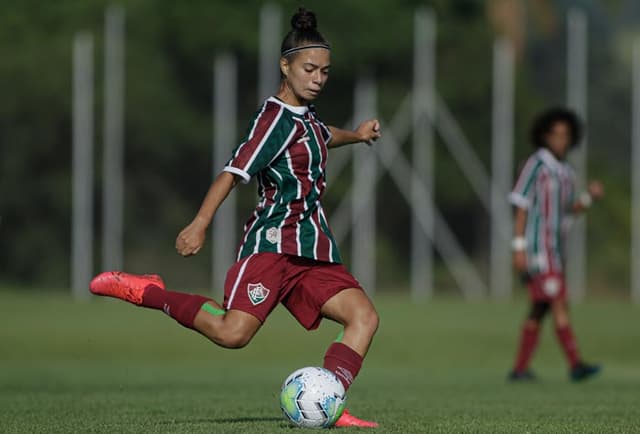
left=224, top=96, right=341, bottom=263
left=509, top=148, right=576, bottom=275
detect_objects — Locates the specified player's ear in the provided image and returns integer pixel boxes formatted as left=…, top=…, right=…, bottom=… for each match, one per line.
left=280, top=57, right=289, bottom=78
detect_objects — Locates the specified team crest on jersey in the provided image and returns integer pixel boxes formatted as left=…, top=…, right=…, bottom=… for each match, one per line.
left=266, top=227, right=281, bottom=244
left=247, top=283, right=270, bottom=305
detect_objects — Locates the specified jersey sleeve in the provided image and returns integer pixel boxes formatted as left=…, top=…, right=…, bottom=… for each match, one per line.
left=224, top=101, right=293, bottom=183
left=509, top=156, right=541, bottom=209
left=318, top=121, right=332, bottom=144
left=309, top=108, right=332, bottom=145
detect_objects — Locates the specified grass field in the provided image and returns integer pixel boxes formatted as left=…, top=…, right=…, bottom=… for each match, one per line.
left=1, top=290, right=639, bottom=433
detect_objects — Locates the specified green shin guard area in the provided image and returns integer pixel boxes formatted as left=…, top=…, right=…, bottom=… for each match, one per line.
left=201, top=303, right=226, bottom=316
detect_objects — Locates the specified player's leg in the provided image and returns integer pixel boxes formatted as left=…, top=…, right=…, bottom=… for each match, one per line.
left=320, top=288, right=379, bottom=360
left=551, top=297, right=577, bottom=366
left=551, top=299, right=580, bottom=368
left=193, top=306, right=262, bottom=349
left=320, top=288, right=379, bottom=428
left=90, top=271, right=262, bottom=348
left=283, top=282, right=379, bottom=386
left=549, top=275, right=580, bottom=368
left=319, top=287, right=378, bottom=428
left=551, top=298, right=601, bottom=381
left=509, top=273, right=552, bottom=380
left=282, top=261, right=379, bottom=386
left=509, top=301, right=549, bottom=380
left=282, top=261, right=379, bottom=428
left=90, top=253, right=284, bottom=350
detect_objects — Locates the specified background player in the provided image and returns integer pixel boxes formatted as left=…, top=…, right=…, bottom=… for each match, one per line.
left=508, top=107, right=603, bottom=382
left=90, top=7, right=381, bottom=428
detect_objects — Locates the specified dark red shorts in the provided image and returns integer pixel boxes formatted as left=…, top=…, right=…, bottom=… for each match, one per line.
left=222, top=252, right=363, bottom=330
left=527, top=272, right=567, bottom=302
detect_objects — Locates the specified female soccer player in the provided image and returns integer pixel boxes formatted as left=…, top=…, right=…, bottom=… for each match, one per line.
left=508, top=107, right=603, bottom=382
left=90, top=7, right=380, bottom=428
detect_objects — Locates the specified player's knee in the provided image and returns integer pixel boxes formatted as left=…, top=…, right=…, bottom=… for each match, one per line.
left=224, top=336, right=251, bottom=349
left=551, top=301, right=570, bottom=327
left=208, top=319, right=255, bottom=349
left=368, top=308, right=380, bottom=335
left=217, top=328, right=253, bottom=349
left=528, top=302, right=550, bottom=321
left=353, top=305, right=379, bottom=337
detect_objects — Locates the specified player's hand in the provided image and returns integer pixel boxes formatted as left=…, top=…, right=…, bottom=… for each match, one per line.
left=356, top=119, right=381, bottom=146
left=176, top=219, right=207, bottom=256
left=513, top=251, right=528, bottom=274
left=588, top=180, right=604, bottom=200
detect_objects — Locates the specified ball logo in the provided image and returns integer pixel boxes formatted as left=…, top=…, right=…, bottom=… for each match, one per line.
left=247, top=282, right=270, bottom=305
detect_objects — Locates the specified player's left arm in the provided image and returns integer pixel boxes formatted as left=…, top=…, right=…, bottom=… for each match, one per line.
left=327, top=119, right=381, bottom=149
left=571, top=179, right=604, bottom=213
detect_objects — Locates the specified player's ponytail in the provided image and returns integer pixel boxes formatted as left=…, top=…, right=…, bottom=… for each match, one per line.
left=280, top=7, right=330, bottom=58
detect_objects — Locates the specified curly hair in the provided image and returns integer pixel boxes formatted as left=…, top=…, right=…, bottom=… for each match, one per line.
left=530, top=107, right=583, bottom=149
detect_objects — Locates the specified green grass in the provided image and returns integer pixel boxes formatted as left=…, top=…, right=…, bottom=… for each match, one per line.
left=1, top=291, right=639, bottom=433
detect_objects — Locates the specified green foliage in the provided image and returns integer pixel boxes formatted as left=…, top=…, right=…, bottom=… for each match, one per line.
left=0, top=1, right=634, bottom=294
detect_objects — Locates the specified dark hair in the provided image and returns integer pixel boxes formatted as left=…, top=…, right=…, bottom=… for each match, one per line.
left=530, top=107, right=583, bottom=149
left=280, top=7, right=330, bottom=57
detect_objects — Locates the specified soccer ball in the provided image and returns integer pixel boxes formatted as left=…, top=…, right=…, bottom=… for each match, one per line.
left=279, top=366, right=346, bottom=428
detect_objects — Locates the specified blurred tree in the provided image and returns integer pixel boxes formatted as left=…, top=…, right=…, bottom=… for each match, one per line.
left=0, top=0, right=632, bottom=295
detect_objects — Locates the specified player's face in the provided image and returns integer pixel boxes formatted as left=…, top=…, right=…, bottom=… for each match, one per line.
left=545, top=121, right=572, bottom=160
left=282, top=48, right=330, bottom=103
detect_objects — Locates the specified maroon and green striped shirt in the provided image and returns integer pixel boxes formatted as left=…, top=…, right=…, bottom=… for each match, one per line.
left=224, top=97, right=341, bottom=263
left=509, top=148, right=576, bottom=275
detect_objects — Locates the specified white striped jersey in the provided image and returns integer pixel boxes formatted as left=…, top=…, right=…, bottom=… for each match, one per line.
left=509, top=148, right=576, bottom=274
left=223, top=96, right=341, bottom=263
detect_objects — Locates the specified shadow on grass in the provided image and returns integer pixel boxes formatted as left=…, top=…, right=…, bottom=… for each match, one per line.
left=157, top=416, right=285, bottom=424
left=210, top=417, right=285, bottom=424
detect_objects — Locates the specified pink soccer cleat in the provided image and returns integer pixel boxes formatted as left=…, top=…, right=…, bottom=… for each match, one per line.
left=89, top=271, right=165, bottom=305
left=334, top=409, right=378, bottom=428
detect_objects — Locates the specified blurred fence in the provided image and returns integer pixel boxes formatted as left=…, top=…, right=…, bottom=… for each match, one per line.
left=50, top=2, right=640, bottom=302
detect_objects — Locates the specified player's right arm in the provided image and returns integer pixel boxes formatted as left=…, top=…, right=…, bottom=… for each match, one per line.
left=509, top=156, right=540, bottom=275
left=512, top=206, right=528, bottom=274
left=176, top=101, right=292, bottom=257
left=176, top=171, right=239, bottom=257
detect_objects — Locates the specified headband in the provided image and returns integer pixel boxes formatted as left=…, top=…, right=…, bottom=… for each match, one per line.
left=281, top=44, right=331, bottom=57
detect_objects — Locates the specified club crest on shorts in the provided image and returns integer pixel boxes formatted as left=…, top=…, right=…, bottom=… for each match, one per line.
left=542, top=276, right=561, bottom=297
left=247, top=282, right=270, bottom=305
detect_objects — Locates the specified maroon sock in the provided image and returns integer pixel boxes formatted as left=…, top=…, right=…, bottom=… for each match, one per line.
left=555, top=325, right=580, bottom=368
left=513, top=323, right=540, bottom=372
left=141, top=284, right=211, bottom=329
left=323, top=342, right=363, bottom=391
